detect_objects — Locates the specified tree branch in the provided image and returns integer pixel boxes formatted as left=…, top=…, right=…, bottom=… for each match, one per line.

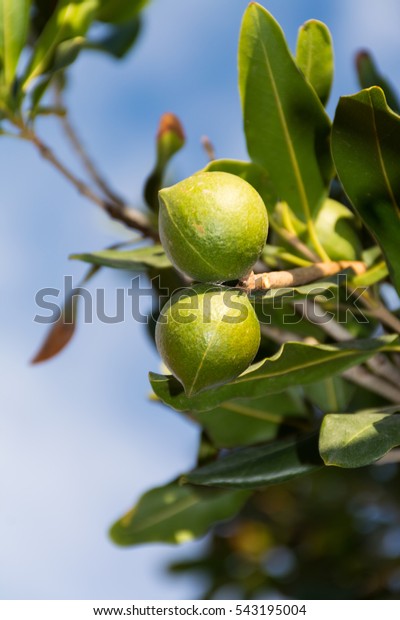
left=269, top=219, right=320, bottom=263
left=365, top=300, right=400, bottom=334
left=297, top=298, right=400, bottom=389
left=342, top=366, right=400, bottom=403
left=21, top=127, right=158, bottom=239
left=201, top=135, right=216, bottom=162
left=55, top=86, right=126, bottom=207
left=242, top=261, right=366, bottom=291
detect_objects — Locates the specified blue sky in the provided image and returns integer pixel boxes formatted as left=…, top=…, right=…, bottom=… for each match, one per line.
left=1, top=0, right=400, bottom=600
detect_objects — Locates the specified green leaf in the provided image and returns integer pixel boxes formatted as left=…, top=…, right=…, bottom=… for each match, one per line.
left=314, top=199, right=361, bottom=262
left=319, top=408, right=400, bottom=468
left=238, top=4, right=333, bottom=225
left=296, top=19, right=334, bottom=106
left=270, top=199, right=361, bottom=264
left=96, top=0, right=148, bottom=24
left=23, top=0, right=99, bottom=89
left=70, top=244, right=171, bottom=270
left=352, top=260, right=388, bottom=288
left=203, top=159, right=277, bottom=213
left=193, top=389, right=308, bottom=449
left=356, top=51, right=400, bottom=113
left=182, top=434, right=322, bottom=489
left=85, top=17, right=140, bottom=59
left=110, top=481, right=248, bottom=546
left=150, top=335, right=399, bottom=413
left=306, top=376, right=355, bottom=414
left=0, top=0, right=30, bottom=86
left=362, top=245, right=382, bottom=267
left=332, top=87, right=400, bottom=295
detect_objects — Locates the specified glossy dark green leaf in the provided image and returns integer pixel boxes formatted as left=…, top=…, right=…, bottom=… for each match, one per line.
left=332, top=87, right=400, bottom=295
left=238, top=3, right=333, bottom=224
left=97, top=0, right=148, bottom=24
left=85, top=17, right=140, bottom=59
left=110, top=481, right=249, bottom=546
left=203, top=159, right=277, bottom=213
left=23, top=0, right=98, bottom=89
left=356, top=51, right=399, bottom=113
left=182, top=434, right=322, bottom=489
left=320, top=408, right=400, bottom=468
left=70, top=244, right=171, bottom=270
left=150, top=335, right=399, bottom=413
left=0, top=0, right=30, bottom=87
left=193, top=389, right=308, bottom=449
left=296, top=19, right=334, bottom=106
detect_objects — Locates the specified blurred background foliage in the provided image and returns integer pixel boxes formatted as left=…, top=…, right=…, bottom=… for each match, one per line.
left=170, top=465, right=400, bottom=600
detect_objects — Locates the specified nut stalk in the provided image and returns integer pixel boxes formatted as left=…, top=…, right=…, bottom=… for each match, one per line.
left=242, top=261, right=367, bottom=291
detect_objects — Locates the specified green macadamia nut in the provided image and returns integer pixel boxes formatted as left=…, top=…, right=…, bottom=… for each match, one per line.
left=158, top=171, right=268, bottom=282
left=155, top=284, right=261, bottom=396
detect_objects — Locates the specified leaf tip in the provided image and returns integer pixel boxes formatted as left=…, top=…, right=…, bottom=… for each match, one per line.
left=108, top=522, right=124, bottom=546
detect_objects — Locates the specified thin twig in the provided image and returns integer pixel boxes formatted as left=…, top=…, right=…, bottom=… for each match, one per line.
left=55, top=86, right=125, bottom=206
left=270, top=219, right=320, bottom=263
left=21, top=127, right=157, bottom=239
left=201, top=135, right=216, bottom=162
left=367, top=301, right=400, bottom=334
left=242, top=261, right=366, bottom=291
left=261, top=320, right=400, bottom=403
left=366, top=354, right=400, bottom=387
left=297, top=298, right=400, bottom=389
left=342, top=366, right=400, bottom=403
left=260, top=324, right=307, bottom=345
left=271, top=212, right=400, bottom=334
left=295, top=299, right=352, bottom=341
